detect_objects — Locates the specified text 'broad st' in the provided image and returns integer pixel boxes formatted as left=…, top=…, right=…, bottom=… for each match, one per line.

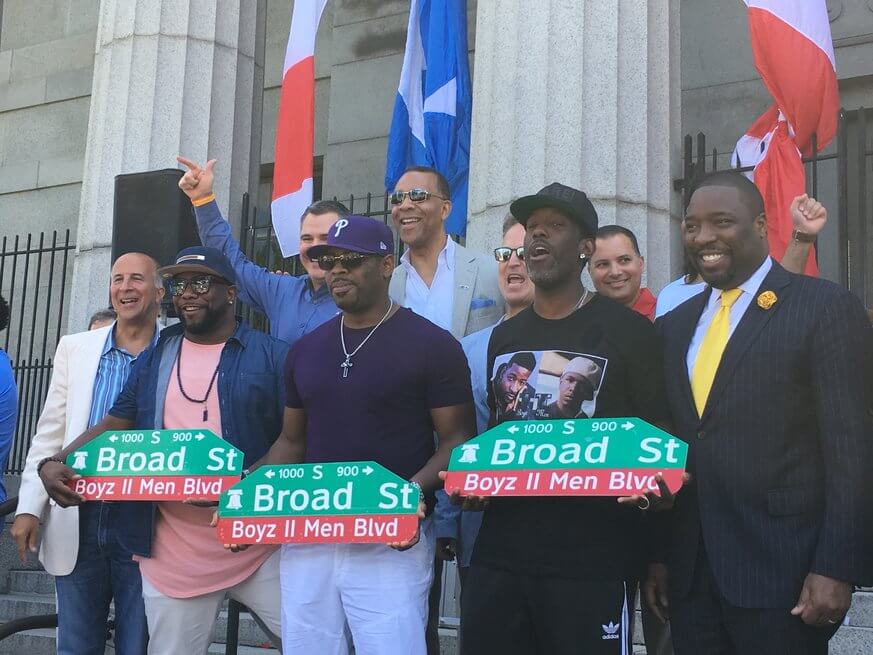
left=444, top=418, right=688, bottom=497
left=65, top=429, right=243, bottom=501
left=216, top=462, right=421, bottom=545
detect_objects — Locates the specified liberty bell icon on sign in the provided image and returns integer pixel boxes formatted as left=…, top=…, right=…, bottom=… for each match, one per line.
left=226, top=489, right=244, bottom=510
left=459, top=444, right=479, bottom=464
left=71, top=451, right=88, bottom=470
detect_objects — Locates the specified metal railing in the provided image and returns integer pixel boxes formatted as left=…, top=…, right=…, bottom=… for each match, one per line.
left=1, top=231, right=74, bottom=474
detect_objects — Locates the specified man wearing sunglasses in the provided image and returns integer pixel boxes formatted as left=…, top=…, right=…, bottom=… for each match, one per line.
left=37, top=247, right=289, bottom=655
left=247, top=215, right=475, bottom=655
left=388, top=166, right=503, bottom=340
left=177, top=156, right=349, bottom=346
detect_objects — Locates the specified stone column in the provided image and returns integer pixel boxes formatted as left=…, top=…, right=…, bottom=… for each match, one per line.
left=466, top=1, right=682, bottom=291
left=68, top=0, right=265, bottom=331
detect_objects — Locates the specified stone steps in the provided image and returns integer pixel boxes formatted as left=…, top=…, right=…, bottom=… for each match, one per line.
left=0, top=567, right=276, bottom=654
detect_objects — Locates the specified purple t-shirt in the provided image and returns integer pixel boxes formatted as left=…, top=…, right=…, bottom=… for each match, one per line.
left=284, top=307, right=472, bottom=481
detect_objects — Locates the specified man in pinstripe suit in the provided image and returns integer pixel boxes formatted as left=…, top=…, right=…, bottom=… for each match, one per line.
left=648, top=171, right=873, bottom=654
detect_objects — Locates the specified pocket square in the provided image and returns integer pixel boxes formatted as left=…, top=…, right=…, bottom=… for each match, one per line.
left=470, top=297, right=496, bottom=310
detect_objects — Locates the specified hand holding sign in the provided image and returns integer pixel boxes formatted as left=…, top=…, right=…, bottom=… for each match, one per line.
left=616, top=472, right=691, bottom=512
left=438, top=470, right=488, bottom=510
left=216, top=462, right=421, bottom=546
left=40, top=459, right=84, bottom=508
left=444, top=418, right=688, bottom=499
left=63, top=430, right=243, bottom=502
left=388, top=499, right=426, bottom=551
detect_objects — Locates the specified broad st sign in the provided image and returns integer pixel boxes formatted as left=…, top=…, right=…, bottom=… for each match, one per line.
left=216, top=461, right=420, bottom=545
left=65, top=430, right=243, bottom=501
left=444, top=418, right=688, bottom=497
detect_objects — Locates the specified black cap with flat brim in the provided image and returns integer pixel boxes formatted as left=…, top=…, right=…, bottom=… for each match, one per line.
left=510, top=182, right=599, bottom=238
left=158, top=246, right=237, bottom=285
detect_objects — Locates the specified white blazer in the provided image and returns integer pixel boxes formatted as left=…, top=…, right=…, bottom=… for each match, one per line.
left=16, top=325, right=112, bottom=576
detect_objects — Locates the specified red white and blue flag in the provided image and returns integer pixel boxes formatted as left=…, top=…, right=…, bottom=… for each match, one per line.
left=730, top=0, right=839, bottom=276
left=271, top=0, right=328, bottom=257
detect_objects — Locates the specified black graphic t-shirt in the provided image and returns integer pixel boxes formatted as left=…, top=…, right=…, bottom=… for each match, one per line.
left=473, top=295, right=669, bottom=580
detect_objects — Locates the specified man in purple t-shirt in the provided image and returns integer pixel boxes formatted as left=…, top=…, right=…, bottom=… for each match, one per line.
left=251, top=215, right=476, bottom=655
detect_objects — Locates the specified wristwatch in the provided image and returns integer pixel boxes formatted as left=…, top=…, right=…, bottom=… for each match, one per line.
left=792, top=228, right=817, bottom=244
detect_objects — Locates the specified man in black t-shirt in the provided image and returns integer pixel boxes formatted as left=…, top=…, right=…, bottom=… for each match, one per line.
left=458, top=183, right=675, bottom=655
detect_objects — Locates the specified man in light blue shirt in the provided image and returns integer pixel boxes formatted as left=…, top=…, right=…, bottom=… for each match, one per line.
left=177, top=156, right=349, bottom=346
left=435, top=214, right=533, bottom=576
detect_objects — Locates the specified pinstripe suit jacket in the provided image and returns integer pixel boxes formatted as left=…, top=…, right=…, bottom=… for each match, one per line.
left=659, top=261, right=873, bottom=608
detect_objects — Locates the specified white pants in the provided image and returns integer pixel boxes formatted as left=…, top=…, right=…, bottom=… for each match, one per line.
left=141, top=550, right=282, bottom=655
left=280, top=518, right=435, bottom=655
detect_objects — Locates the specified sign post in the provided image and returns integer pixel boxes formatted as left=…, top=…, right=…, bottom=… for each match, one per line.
left=444, top=418, right=687, bottom=497
left=65, top=429, right=243, bottom=501
left=216, top=461, right=421, bottom=545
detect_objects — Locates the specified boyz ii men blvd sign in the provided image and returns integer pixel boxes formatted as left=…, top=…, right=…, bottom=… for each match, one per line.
left=216, top=462, right=421, bottom=544
left=65, top=430, right=243, bottom=500
left=444, top=418, right=687, bottom=497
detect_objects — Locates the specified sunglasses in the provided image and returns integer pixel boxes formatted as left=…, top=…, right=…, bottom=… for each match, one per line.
left=316, top=253, right=375, bottom=271
left=389, top=188, right=447, bottom=205
left=168, top=275, right=227, bottom=296
left=494, top=246, right=525, bottom=262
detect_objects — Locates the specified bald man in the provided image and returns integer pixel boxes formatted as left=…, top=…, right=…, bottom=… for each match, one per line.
left=11, top=252, right=164, bottom=655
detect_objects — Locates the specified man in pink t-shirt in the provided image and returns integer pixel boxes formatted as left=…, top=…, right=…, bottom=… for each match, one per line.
left=38, top=247, right=290, bottom=655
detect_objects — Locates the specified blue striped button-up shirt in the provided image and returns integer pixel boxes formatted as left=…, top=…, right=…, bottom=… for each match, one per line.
left=87, top=324, right=159, bottom=428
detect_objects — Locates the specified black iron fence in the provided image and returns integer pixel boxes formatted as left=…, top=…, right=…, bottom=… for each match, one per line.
left=673, top=107, right=873, bottom=304
left=0, top=231, right=74, bottom=474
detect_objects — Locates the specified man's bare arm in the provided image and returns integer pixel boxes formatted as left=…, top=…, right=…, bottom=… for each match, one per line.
left=412, top=403, right=476, bottom=494
left=781, top=194, right=827, bottom=274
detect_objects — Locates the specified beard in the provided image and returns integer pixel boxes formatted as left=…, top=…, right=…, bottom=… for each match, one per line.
left=178, top=304, right=225, bottom=335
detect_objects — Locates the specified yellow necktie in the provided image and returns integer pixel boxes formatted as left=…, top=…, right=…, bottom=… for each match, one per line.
left=691, top=288, right=742, bottom=417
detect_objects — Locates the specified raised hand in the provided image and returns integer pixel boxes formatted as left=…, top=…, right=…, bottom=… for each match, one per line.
left=176, top=156, right=216, bottom=202
left=790, top=194, right=827, bottom=237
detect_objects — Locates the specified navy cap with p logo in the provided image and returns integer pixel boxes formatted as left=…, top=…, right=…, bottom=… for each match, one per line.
left=308, top=215, right=395, bottom=259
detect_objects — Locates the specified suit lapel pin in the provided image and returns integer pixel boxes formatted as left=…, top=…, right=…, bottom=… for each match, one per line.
left=756, top=290, right=777, bottom=310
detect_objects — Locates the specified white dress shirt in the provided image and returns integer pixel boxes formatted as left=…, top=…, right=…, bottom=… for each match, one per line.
left=686, top=257, right=773, bottom=378
left=400, top=235, right=456, bottom=332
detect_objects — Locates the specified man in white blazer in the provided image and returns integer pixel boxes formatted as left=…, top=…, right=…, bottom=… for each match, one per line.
left=389, top=166, right=503, bottom=341
left=11, top=252, right=163, bottom=655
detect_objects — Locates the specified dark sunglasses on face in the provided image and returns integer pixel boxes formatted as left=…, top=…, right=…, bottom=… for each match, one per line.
left=389, top=188, right=447, bottom=205
left=494, top=246, right=525, bottom=262
left=317, top=253, right=373, bottom=271
left=168, top=275, right=227, bottom=296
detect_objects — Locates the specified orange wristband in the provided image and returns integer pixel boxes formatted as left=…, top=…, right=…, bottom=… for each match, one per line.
left=191, top=193, right=216, bottom=207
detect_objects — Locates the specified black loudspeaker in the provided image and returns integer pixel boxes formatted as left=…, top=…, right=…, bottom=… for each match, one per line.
left=111, top=168, right=200, bottom=268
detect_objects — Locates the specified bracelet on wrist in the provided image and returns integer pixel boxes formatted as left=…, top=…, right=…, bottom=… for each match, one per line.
left=37, top=456, right=64, bottom=475
left=410, top=480, right=424, bottom=500
left=792, top=228, right=817, bottom=244
left=191, top=193, right=216, bottom=208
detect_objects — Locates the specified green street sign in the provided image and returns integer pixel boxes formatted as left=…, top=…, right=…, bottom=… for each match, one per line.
left=216, top=461, right=420, bottom=545
left=64, top=429, right=243, bottom=501
left=444, top=418, right=687, bottom=498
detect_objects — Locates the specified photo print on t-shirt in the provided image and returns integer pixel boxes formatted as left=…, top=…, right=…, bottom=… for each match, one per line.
left=491, top=350, right=608, bottom=422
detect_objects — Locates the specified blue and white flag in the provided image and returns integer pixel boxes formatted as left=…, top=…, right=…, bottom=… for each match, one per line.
left=385, top=0, right=472, bottom=237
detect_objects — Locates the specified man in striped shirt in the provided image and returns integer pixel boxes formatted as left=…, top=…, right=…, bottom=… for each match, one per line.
left=11, top=252, right=163, bottom=655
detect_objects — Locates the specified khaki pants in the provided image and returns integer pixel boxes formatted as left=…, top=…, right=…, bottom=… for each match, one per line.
left=141, top=550, right=281, bottom=655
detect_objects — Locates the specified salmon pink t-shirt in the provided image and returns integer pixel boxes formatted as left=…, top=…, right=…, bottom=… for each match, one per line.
left=136, top=338, right=276, bottom=598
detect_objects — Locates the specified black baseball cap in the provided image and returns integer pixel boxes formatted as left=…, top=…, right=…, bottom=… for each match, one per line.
left=158, top=246, right=237, bottom=285
left=510, top=182, right=599, bottom=238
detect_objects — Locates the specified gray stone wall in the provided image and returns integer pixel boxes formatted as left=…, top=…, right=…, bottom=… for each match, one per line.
left=0, top=0, right=97, bottom=238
